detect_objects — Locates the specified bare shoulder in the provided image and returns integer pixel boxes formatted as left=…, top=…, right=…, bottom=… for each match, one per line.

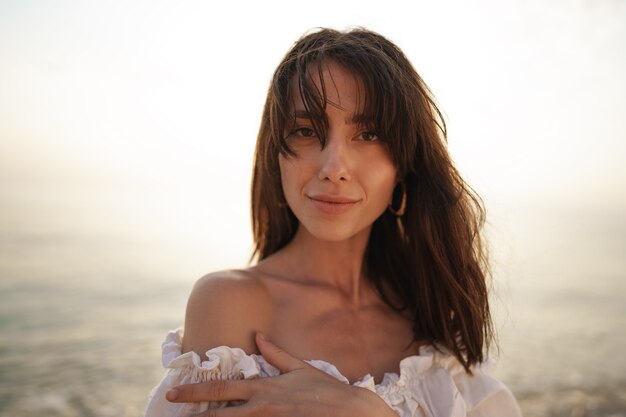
left=182, top=269, right=273, bottom=358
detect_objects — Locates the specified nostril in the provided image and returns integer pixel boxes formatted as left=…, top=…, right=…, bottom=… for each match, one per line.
left=317, top=142, right=351, bottom=182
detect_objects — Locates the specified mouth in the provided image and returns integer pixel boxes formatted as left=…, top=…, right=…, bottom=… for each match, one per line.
left=307, top=194, right=360, bottom=214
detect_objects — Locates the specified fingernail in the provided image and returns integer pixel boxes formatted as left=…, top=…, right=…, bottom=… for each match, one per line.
left=166, top=388, right=179, bottom=401
left=257, top=332, right=268, bottom=342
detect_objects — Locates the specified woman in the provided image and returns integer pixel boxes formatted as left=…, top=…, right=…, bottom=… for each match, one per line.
left=145, top=28, right=522, bottom=416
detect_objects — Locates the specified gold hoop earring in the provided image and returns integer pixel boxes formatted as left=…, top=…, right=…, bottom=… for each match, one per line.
left=388, top=182, right=407, bottom=217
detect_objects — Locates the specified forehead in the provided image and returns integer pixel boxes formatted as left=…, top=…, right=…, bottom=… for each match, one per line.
left=289, top=61, right=367, bottom=114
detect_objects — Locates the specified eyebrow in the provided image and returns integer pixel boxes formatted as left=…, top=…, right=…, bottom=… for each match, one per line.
left=293, top=110, right=314, bottom=119
left=293, top=109, right=375, bottom=125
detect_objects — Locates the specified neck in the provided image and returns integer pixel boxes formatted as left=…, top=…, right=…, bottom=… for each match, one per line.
left=262, top=225, right=374, bottom=307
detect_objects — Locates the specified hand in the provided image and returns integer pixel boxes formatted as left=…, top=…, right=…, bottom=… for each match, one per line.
left=165, top=332, right=397, bottom=417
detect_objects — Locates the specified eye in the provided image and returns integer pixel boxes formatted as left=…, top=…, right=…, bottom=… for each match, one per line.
left=358, top=131, right=379, bottom=142
left=293, top=127, right=316, bottom=138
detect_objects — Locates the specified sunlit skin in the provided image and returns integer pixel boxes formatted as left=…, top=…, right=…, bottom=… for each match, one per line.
left=176, top=62, right=416, bottom=416
left=278, top=60, right=398, bottom=247
left=250, top=62, right=417, bottom=381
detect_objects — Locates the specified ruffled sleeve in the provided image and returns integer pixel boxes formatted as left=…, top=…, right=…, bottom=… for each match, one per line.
left=144, top=328, right=270, bottom=417
left=144, top=329, right=522, bottom=417
left=360, top=346, right=522, bottom=417
left=447, top=354, right=523, bottom=417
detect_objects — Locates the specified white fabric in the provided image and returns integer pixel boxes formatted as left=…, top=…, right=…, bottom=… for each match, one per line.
left=144, top=328, right=522, bottom=417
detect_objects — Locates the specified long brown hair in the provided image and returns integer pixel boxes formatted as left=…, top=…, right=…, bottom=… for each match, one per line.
left=251, top=28, right=493, bottom=372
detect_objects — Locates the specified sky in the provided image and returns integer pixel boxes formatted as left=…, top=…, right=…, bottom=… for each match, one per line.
left=1, top=0, right=625, bottom=267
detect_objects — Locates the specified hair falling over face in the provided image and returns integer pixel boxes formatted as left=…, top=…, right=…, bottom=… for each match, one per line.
left=250, top=27, right=494, bottom=373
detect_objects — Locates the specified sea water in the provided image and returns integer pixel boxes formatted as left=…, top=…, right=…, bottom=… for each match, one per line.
left=0, top=186, right=625, bottom=417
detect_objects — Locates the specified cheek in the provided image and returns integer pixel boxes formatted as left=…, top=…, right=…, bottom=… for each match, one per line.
left=368, top=161, right=398, bottom=202
left=362, top=147, right=397, bottom=191
left=278, top=155, right=303, bottom=198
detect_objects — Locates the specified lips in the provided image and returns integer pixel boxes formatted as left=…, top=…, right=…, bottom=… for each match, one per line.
left=307, top=194, right=360, bottom=214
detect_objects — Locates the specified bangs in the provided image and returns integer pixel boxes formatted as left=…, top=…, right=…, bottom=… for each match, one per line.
left=277, top=57, right=402, bottom=160
left=270, top=28, right=438, bottom=175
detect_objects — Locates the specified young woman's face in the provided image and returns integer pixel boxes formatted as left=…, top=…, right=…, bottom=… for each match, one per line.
left=278, top=62, right=397, bottom=243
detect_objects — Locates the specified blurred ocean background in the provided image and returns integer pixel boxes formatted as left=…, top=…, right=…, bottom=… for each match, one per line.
left=1, top=1, right=625, bottom=416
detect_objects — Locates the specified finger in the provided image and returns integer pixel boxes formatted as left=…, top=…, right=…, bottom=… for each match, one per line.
left=255, top=332, right=307, bottom=373
left=166, top=379, right=254, bottom=403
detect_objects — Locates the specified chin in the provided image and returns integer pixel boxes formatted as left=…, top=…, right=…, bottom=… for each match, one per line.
left=299, top=221, right=372, bottom=244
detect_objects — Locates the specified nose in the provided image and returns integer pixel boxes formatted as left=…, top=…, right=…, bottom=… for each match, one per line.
left=318, top=137, right=351, bottom=182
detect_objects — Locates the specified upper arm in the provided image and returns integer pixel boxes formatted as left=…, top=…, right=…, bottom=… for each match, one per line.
left=181, top=270, right=273, bottom=358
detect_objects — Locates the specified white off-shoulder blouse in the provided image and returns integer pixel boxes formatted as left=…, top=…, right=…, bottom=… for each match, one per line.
left=144, top=328, right=522, bottom=417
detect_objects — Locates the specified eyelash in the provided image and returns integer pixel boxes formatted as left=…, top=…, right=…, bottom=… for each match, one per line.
left=293, top=127, right=317, bottom=137
left=289, top=126, right=380, bottom=142
left=358, top=131, right=379, bottom=142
